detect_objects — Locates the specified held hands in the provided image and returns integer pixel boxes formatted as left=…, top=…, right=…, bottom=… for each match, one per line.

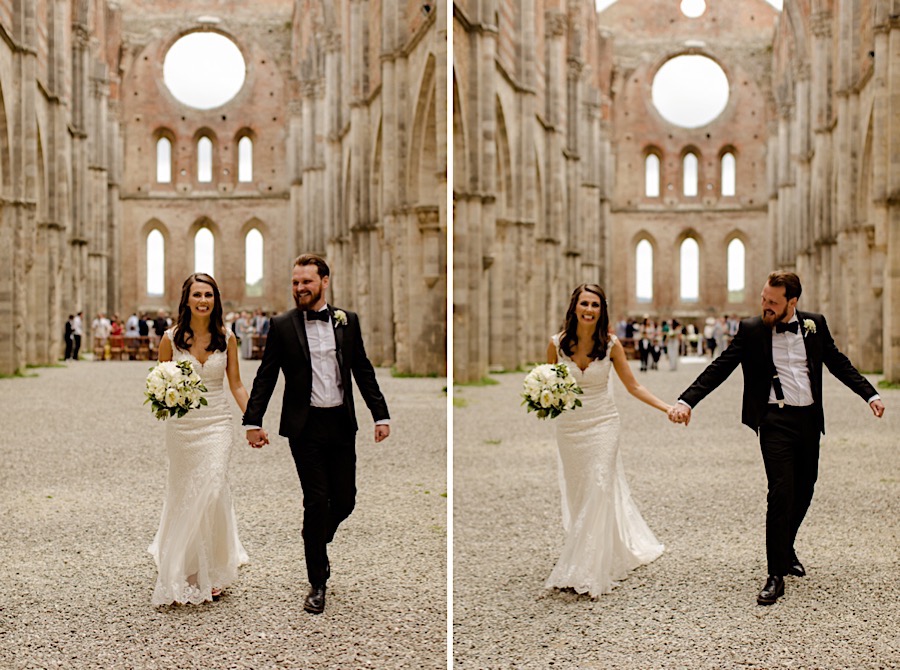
left=374, top=424, right=391, bottom=443
left=246, top=428, right=269, bottom=449
left=667, top=403, right=691, bottom=426
left=870, top=399, right=886, bottom=418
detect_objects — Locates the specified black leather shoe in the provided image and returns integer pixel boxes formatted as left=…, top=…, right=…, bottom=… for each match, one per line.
left=304, top=584, right=326, bottom=614
left=757, top=575, right=785, bottom=605
left=787, top=555, right=805, bottom=577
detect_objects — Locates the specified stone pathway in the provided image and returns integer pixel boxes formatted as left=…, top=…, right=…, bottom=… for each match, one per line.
left=0, top=359, right=447, bottom=669
left=453, top=358, right=900, bottom=669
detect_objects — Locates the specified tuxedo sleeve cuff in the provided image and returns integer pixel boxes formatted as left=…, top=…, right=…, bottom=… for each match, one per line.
left=244, top=424, right=262, bottom=430
left=375, top=419, right=390, bottom=426
left=677, top=399, right=692, bottom=409
left=867, top=394, right=881, bottom=404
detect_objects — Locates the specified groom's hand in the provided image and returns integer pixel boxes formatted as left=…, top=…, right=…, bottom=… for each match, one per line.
left=668, top=404, right=691, bottom=426
left=246, top=428, right=269, bottom=449
left=374, top=425, right=390, bottom=443
left=870, top=399, right=885, bottom=418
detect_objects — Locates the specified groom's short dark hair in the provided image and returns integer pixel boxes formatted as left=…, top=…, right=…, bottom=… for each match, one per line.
left=767, top=270, right=802, bottom=301
left=294, top=253, right=330, bottom=278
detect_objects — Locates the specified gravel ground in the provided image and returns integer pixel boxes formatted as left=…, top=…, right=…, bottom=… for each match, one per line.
left=453, top=357, right=900, bottom=669
left=0, top=359, right=447, bottom=669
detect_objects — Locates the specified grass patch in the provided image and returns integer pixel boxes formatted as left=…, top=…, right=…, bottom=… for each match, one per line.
left=390, top=366, right=439, bottom=378
left=455, top=376, right=499, bottom=387
left=877, top=379, right=900, bottom=390
left=26, top=362, right=66, bottom=370
left=452, top=397, right=469, bottom=408
left=0, top=370, right=39, bottom=379
left=483, top=439, right=502, bottom=445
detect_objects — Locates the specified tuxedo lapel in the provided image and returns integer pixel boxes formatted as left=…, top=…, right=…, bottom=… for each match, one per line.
left=328, top=306, right=345, bottom=369
left=290, top=309, right=312, bottom=364
left=797, top=310, right=821, bottom=401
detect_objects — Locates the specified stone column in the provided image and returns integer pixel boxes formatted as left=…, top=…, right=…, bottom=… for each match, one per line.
left=881, top=10, right=900, bottom=381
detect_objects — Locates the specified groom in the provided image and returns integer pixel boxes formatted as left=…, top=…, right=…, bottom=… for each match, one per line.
left=244, top=253, right=390, bottom=614
left=668, top=271, right=885, bottom=605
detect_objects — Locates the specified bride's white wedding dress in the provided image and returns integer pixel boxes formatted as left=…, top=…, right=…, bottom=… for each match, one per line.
left=148, top=328, right=248, bottom=605
left=546, top=333, right=664, bottom=596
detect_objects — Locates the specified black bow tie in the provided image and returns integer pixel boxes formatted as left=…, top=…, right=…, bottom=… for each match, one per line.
left=774, top=320, right=799, bottom=334
left=306, top=310, right=329, bottom=322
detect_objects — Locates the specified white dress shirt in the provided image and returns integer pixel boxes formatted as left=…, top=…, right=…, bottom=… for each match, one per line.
left=305, top=307, right=344, bottom=408
left=768, top=315, right=814, bottom=406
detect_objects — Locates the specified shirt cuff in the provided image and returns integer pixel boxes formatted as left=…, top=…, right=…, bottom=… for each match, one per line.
left=867, top=394, right=881, bottom=404
left=244, top=424, right=262, bottom=430
left=677, top=399, right=692, bottom=409
left=375, top=419, right=390, bottom=426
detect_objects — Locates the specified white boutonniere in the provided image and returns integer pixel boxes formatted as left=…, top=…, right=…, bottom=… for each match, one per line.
left=803, top=319, right=816, bottom=335
left=333, top=309, right=348, bottom=326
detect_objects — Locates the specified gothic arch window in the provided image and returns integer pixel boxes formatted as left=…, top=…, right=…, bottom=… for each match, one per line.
left=245, top=228, right=264, bottom=296
left=680, top=238, right=700, bottom=301
left=683, top=152, right=699, bottom=197
left=156, top=137, right=172, bottom=183
left=194, top=227, right=215, bottom=275
left=636, top=239, right=653, bottom=302
left=645, top=153, right=661, bottom=198
left=146, top=229, right=165, bottom=296
left=238, top=136, right=253, bottom=182
left=727, top=238, right=745, bottom=302
left=721, top=152, right=736, bottom=196
left=197, top=136, right=213, bottom=182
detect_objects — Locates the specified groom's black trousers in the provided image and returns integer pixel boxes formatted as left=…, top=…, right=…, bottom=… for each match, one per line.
left=758, top=405, right=821, bottom=576
left=289, top=406, right=357, bottom=587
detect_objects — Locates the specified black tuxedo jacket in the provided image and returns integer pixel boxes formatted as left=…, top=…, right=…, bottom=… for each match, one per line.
left=242, top=306, right=390, bottom=438
left=679, top=312, right=876, bottom=434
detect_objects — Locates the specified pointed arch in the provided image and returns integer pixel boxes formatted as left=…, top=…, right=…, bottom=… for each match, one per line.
left=141, top=219, right=170, bottom=297
left=189, top=217, right=219, bottom=275
left=236, top=128, right=254, bottom=183
left=679, top=235, right=701, bottom=302
left=635, top=236, right=655, bottom=302
left=452, top=71, right=467, bottom=192
left=726, top=235, right=746, bottom=302
left=496, top=96, right=513, bottom=215
left=644, top=147, right=662, bottom=198
left=409, top=53, right=437, bottom=204
left=682, top=148, right=700, bottom=197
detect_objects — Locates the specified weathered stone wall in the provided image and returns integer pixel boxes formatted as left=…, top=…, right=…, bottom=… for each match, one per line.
left=770, top=0, right=898, bottom=381
left=453, top=0, right=610, bottom=381
left=453, top=0, right=779, bottom=381
left=0, top=0, right=121, bottom=374
left=604, top=0, right=777, bottom=324
left=0, top=0, right=446, bottom=377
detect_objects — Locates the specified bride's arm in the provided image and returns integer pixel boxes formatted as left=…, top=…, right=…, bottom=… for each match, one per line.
left=610, top=338, right=671, bottom=414
left=547, top=340, right=558, bottom=364
left=157, top=333, right=173, bottom=362
left=225, top=334, right=251, bottom=414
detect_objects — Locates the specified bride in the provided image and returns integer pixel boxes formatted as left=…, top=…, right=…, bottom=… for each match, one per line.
left=545, top=283, right=670, bottom=596
left=148, top=273, right=250, bottom=605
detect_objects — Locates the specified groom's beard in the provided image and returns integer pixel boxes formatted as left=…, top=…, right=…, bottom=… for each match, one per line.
left=294, top=286, right=323, bottom=310
left=761, top=304, right=789, bottom=328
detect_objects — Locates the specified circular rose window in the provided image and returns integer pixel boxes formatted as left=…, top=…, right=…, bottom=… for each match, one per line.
left=163, top=32, right=246, bottom=110
left=651, top=55, right=729, bottom=128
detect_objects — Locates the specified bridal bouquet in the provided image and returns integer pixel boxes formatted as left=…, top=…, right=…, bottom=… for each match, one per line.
left=521, top=363, right=583, bottom=419
left=144, top=360, right=208, bottom=420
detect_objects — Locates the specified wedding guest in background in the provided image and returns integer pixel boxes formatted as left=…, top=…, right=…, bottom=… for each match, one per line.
left=72, top=312, right=84, bottom=360
left=64, top=314, right=75, bottom=361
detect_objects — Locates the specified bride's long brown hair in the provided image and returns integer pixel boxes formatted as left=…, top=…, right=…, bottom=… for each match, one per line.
left=559, top=283, right=610, bottom=361
left=173, top=273, right=227, bottom=353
